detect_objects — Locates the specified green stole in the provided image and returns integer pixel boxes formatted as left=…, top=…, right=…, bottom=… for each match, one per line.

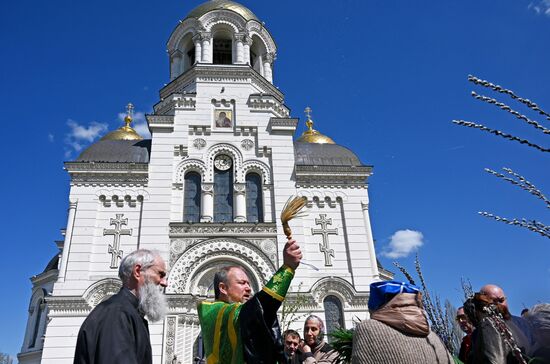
left=197, top=265, right=295, bottom=364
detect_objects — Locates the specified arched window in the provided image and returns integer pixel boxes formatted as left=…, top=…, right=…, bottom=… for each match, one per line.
left=214, top=158, right=233, bottom=222
left=246, top=173, right=263, bottom=223
left=323, top=295, right=345, bottom=339
left=184, top=172, right=201, bottom=222
left=29, top=299, right=43, bottom=348
left=213, top=29, right=233, bottom=65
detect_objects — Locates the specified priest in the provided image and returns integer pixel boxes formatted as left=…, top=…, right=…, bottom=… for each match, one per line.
left=198, top=238, right=302, bottom=364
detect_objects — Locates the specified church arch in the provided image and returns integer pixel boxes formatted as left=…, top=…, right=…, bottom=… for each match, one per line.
left=167, top=237, right=275, bottom=294
left=26, top=288, right=47, bottom=349
left=310, top=277, right=356, bottom=307
left=246, top=21, right=277, bottom=55
left=166, top=19, right=201, bottom=53
left=201, top=11, right=245, bottom=33
left=82, top=278, right=122, bottom=308
left=249, top=34, right=267, bottom=74
left=240, top=160, right=271, bottom=184
left=175, top=158, right=207, bottom=184
left=205, top=143, right=243, bottom=182
left=211, top=24, right=234, bottom=65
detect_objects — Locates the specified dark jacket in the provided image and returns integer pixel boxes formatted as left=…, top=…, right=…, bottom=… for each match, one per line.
left=74, top=287, right=152, bottom=364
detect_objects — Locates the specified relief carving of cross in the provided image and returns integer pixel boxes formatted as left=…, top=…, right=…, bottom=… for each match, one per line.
left=103, top=214, right=132, bottom=269
left=311, top=214, right=338, bottom=266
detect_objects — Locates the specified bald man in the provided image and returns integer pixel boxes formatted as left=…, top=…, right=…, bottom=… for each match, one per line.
left=471, top=284, right=534, bottom=364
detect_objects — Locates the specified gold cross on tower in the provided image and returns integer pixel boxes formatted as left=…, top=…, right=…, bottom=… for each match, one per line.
left=304, top=106, right=313, bottom=130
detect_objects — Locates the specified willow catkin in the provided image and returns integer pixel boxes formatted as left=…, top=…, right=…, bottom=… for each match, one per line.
left=280, top=196, right=308, bottom=239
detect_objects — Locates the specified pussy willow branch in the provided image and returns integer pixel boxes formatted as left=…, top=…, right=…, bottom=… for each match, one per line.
left=452, top=120, right=550, bottom=152
left=479, top=212, right=550, bottom=239
left=485, top=168, right=550, bottom=208
left=392, top=261, right=416, bottom=285
left=468, top=75, right=550, bottom=121
left=471, top=92, right=550, bottom=134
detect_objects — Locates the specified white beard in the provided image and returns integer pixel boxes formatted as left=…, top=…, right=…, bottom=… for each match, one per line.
left=138, top=278, right=168, bottom=322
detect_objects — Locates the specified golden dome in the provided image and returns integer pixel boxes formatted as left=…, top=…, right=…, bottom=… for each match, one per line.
left=101, top=103, right=143, bottom=141
left=296, top=107, right=335, bottom=144
left=186, top=0, right=259, bottom=22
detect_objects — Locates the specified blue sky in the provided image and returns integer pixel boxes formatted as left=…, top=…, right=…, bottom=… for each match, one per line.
left=1, top=0, right=549, bottom=359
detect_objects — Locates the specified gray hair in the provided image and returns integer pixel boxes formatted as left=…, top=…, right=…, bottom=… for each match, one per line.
left=527, top=303, right=550, bottom=331
left=304, top=315, right=325, bottom=332
left=118, top=249, right=160, bottom=286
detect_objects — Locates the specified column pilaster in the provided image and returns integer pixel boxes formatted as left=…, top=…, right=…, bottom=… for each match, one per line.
left=234, top=183, right=246, bottom=222
left=58, top=199, right=78, bottom=282
left=201, top=183, right=214, bottom=222
left=361, top=201, right=379, bottom=279
left=200, top=32, right=212, bottom=64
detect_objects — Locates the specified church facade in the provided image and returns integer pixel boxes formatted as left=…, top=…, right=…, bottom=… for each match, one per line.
left=18, top=1, right=391, bottom=363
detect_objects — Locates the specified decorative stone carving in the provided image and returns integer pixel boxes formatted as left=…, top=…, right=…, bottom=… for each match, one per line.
left=103, top=214, right=132, bottom=269
left=192, top=138, right=206, bottom=150
left=241, top=139, right=254, bottom=151
left=169, top=238, right=204, bottom=266
left=311, top=214, right=338, bottom=266
left=167, top=238, right=275, bottom=294
left=83, top=278, right=122, bottom=308
left=164, top=316, right=177, bottom=364
left=174, top=159, right=207, bottom=184
left=240, top=160, right=271, bottom=184
left=205, top=143, right=243, bottom=181
left=169, top=222, right=277, bottom=237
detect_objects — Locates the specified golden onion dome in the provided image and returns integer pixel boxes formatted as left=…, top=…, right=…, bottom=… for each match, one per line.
left=101, top=103, right=143, bottom=141
left=296, top=107, right=335, bottom=144
left=186, top=0, right=259, bottom=22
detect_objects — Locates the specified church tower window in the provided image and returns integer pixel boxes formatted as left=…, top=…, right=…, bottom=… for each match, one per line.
left=323, top=295, right=345, bottom=339
left=213, top=155, right=234, bottom=222
left=245, top=173, right=263, bottom=223
left=213, top=29, right=233, bottom=65
left=183, top=172, right=202, bottom=222
left=29, top=299, right=43, bottom=348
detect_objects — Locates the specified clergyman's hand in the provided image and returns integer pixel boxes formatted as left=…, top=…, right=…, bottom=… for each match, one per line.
left=283, top=239, right=302, bottom=270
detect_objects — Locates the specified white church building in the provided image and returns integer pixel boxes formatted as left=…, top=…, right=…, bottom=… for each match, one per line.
left=18, top=1, right=392, bottom=363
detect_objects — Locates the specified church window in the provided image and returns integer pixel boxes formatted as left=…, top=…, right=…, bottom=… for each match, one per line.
left=245, top=173, right=263, bottom=223
left=213, top=38, right=232, bottom=65
left=213, top=157, right=234, bottom=222
left=183, top=172, right=201, bottom=222
left=29, top=299, right=43, bottom=348
left=323, top=295, right=345, bottom=340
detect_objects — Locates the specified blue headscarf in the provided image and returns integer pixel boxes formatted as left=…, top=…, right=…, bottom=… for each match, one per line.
left=368, top=280, right=421, bottom=311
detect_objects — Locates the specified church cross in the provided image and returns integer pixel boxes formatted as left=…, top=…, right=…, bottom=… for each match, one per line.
left=311, top=214, right=338, bottom=266
left=103, top=214, right=132, bottom=269
left=126, top=103, right=134, bottom=118
left=304, top=106, right=312, bottom=120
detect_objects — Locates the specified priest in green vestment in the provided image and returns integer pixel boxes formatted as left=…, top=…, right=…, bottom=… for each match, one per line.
left=197, top=239, right=302, bottom=364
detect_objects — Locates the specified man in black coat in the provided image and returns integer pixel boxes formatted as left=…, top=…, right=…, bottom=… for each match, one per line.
left=74, top=249, right=168, bottom=364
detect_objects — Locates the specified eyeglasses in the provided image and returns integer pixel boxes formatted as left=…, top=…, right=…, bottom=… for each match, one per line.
left=455, top=314, right=468, bottom=322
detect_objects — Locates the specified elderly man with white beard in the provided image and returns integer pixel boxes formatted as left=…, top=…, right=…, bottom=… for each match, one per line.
left=74, top=249, right=168, bottom=364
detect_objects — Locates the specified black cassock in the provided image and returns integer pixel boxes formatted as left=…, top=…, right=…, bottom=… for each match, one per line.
left=74, top=287, right=152, bottom=364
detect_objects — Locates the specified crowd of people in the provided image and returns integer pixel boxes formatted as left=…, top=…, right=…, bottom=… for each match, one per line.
left=71, top=243, right=549, bottom=364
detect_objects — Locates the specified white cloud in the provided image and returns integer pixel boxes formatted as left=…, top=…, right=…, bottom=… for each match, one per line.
left=118, top=111, right=151, bottom=138
left=529, top=0, right=550, bottom=16
left=382, top=229, right=424, bottom=258
left=64, top=119, right=108, bottom=157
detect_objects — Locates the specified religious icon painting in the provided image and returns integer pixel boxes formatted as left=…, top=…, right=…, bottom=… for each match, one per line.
left=214, top=109, right=233, bottom=129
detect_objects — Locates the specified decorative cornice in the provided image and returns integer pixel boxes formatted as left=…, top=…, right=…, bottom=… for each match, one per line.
left=45, top=296, right=91, bottom=317
left=64, top=162, right=148, bottom=187
left=169, top=222, right=277, bottom=237
left=247, top=94, right=289, bottom=118
left=146, top=114, right=175, bottom=131
left=160, top=65, right=284, bottom=102
left=153, top=93, right=197, bottom=115
left=295, top=165, right=372, bottom=188
left=31, top=269, right=58, bottom=286
left=267, top=117, right=298, bottom=134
